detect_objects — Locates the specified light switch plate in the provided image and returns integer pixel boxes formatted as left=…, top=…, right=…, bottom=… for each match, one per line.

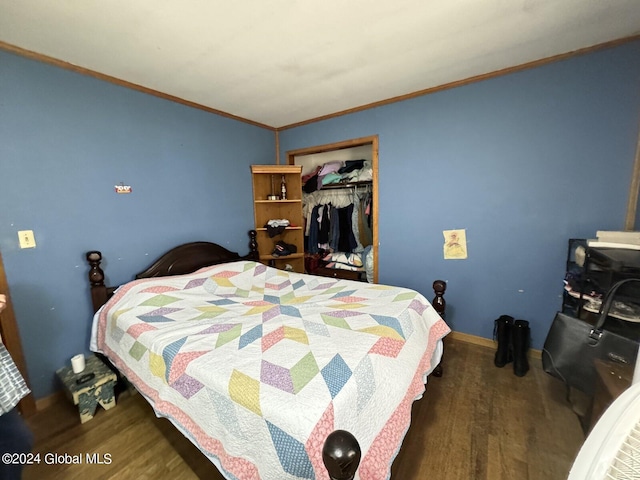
left=18, top=230, right=36, bottom=249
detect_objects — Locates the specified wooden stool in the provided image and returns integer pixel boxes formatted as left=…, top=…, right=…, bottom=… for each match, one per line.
left=56, top=354, right=117, bottom=423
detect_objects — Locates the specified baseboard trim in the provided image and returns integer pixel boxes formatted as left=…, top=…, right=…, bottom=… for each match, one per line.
left=35, top=390, right=64, bottom=411
left=448, top=330, right=542, bottom=360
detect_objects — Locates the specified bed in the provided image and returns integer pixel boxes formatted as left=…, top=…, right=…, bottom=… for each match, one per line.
left=85, top=231, right=450, bottom=480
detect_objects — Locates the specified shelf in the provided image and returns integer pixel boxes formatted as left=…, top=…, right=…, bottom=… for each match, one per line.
left=318, top=181, right=372, bottom=190
left=259, top=253, right=304, bottom=261
left=251, top=165, right=302, bottom=175
left=564, top=238, right=640, bottom=325
left=255, top=227, right=302, bottom=231
left=564, top=285, right=640, bottom=322
left=588, top=247, right=640, bottom=272
left=251, top=164, right=304, bottom=273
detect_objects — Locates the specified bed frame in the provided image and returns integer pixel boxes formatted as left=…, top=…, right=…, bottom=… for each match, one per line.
left=86, top=230, right=446, bottom=480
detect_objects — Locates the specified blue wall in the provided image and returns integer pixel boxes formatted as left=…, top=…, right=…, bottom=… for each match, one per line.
left=279, top=40, right=640, bottom=350
left=0, top=51, right=275, bottom=398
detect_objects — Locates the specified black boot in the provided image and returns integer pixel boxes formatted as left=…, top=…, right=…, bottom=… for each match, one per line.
left=493, top=315, right=514, bottom=367
left=512, top=319, right=530, bottom=377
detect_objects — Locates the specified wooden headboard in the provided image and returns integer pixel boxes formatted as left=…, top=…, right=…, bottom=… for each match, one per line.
left=86, top=230, right=259, bottom=313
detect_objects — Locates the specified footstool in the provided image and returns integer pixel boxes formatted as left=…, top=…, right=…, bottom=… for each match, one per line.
left=56, top=354, right=117, bottom=423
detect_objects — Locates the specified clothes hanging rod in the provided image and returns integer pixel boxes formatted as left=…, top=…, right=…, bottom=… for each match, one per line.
left=318, top=181, right=372, bottom=190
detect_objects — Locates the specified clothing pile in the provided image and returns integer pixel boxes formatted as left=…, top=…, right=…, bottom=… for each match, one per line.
left=302, top=159, right=373, bottom=193
left=265, top=219, right=290, bottom=238
left=305, top=245, right=374, bottom=283
left=322, top=251, right=363, bottom=271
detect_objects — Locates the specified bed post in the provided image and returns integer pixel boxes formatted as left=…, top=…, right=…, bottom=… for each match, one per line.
left=322, top=430, right=361, bottom=480
left=248, top=229, right=259, bottom=261
left=86, top=251, right=108, bottom=313
left=431, top=279, right=447, bottom=377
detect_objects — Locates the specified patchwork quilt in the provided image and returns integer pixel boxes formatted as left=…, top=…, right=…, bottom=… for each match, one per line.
left=93, top=261, right=450, bottom=480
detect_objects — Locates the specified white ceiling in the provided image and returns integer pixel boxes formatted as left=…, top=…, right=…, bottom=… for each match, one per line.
left=1, top=0, right=639, bottom=128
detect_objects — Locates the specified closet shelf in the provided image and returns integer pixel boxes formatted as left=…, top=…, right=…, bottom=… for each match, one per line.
left=317, top=181, right=372, bottom=190
left=256, top=227, right=302, bottom=231
left=255, top=199, right=301, bottom=204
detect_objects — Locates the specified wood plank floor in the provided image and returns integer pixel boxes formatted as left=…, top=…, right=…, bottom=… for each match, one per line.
left=23, top=338, right=585, bottom=479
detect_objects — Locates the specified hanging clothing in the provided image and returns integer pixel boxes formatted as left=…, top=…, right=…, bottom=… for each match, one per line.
left=318, top=205, right=331, bottom=245
left=0, top=342, right=30, bottom=415
left=0, top=340, right=33, bottom=480
left=350, top=194, right=364, bottom=253
left=359, top=193, right=373, bottom=247
left=337, top=204, right=356, bottom=252
left=307, top=205, right=320, bottom=253
left=303, top=185, right=372, bottom=255
left=329, top=208, right=340, bottom=252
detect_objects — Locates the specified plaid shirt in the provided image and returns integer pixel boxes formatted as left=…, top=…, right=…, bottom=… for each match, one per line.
left=0, top=341, right=30, bottom=415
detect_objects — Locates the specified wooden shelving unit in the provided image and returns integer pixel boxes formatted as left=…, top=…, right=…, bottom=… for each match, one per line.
left=250, top=165, right=304, bottom=273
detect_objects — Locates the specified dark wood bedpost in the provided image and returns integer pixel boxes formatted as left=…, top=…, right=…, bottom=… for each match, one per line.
left=86, top=251, right=108, bottom=314
left=432, top=280, right=446, bottom=315
left=248, top=229, right=259, bottom=261
left=431, top=279, right=447, bottom=377
left=322, top=430, right=361, bottom=480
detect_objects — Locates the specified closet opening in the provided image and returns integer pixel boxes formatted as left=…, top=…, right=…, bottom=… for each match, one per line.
left=287, top=135, right=379, bottom=284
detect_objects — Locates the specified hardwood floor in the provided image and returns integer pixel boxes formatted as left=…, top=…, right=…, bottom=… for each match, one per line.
left=23, top=338, right=584, bottom=480
left=390, top=339, right=584, bottom=480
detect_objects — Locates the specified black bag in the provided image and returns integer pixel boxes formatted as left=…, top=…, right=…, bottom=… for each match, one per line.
left=542, top=278, right=640, bottom=395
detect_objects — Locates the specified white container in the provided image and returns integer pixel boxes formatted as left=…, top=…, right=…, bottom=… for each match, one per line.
left=71, top=354, right=85, bottom=374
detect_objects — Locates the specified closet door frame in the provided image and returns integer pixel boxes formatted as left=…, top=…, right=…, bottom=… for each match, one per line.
left=286, top=135, right=379, bottom=283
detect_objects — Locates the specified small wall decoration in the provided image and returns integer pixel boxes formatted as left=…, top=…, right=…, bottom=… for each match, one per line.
left=443, top=229, right=468, bottom=259
left=114, top=183, right=132, bottom=194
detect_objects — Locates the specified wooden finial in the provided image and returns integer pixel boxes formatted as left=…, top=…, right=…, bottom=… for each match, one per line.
left=323, top=430, right=361, bottom=480
left=432, top=280, right=446, bottom=317
left=431, top=279, right=447, bottom=378
left=86, top=251, right=104, bottom=287
left=86, top=251, right=108, bottom=313
left=248, top=230, right=259, bottom=261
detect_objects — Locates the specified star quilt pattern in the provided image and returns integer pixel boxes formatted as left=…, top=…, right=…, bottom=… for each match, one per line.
left=94, top=261, right=449, bottom=480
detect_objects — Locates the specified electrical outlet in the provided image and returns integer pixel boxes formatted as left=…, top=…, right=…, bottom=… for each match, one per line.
left=18, top=230, right=36, bottom=249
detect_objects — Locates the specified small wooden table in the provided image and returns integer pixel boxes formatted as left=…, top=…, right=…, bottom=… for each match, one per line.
left=56, top=354, right=117, bottom=423
left=588, top=358, right=633, bottom=431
